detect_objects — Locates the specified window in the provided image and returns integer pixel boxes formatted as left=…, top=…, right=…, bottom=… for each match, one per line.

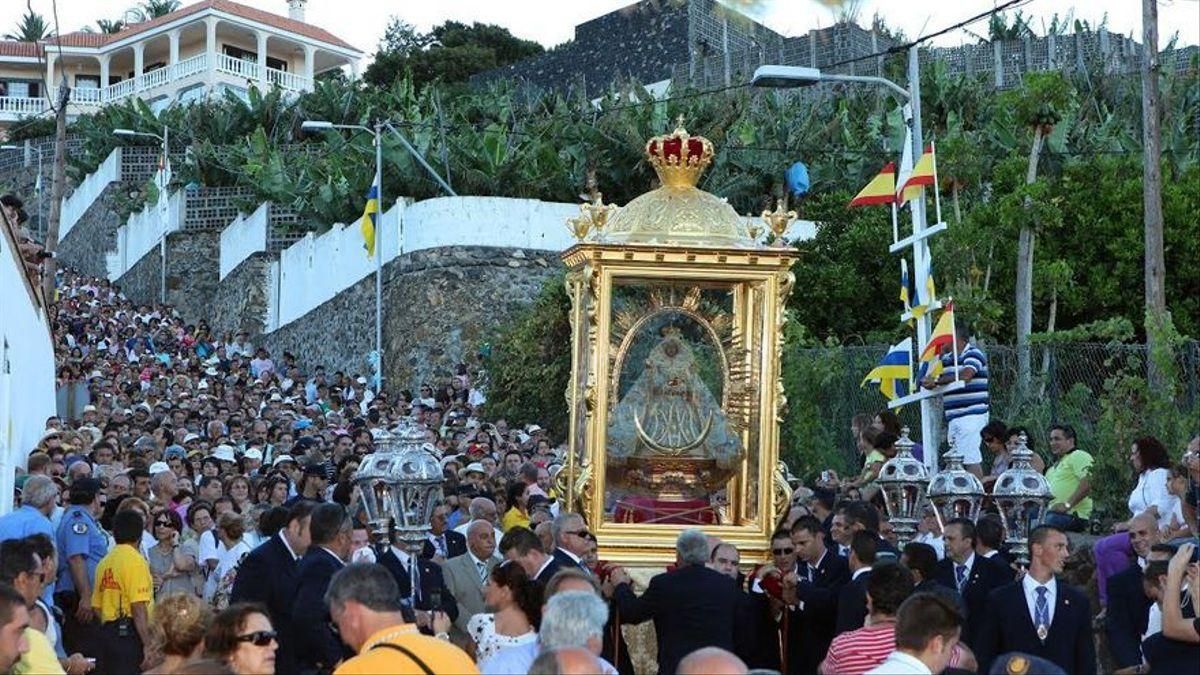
left=3, top=81, right=37, bottom=98
left=75, top=75, right=101, bottom=90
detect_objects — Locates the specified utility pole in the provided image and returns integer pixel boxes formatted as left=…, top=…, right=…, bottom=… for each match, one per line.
left=41, top=79, right=70, bottom=299
left=1141, top=0, right=1166, bottom=377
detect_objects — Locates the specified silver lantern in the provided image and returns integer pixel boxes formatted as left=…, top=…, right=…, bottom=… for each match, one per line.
left=991, top=432, right=1052, bottom=566
left=877, top=427, right=929, bottom=547
left=353, top=418, right=444, bottom=556
left=927, top=436, right=985, bottom=529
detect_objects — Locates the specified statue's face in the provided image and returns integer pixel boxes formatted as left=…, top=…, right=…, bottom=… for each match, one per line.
left=663, top=340, right=679, bottom=358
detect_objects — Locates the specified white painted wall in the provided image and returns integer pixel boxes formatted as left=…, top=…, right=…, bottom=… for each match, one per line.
left=107, top=183, right=183, bottom=280
left=402, top=197, right=579, bottom=254
left=219, top=203, right=267, bottom=279
left=0, top=228, right=56, bottom=514
left=59, top=147, right=122, bottom=242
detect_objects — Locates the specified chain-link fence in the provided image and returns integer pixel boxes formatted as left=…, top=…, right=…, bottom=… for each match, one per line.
left=782, top=341, right=1200, bottom=509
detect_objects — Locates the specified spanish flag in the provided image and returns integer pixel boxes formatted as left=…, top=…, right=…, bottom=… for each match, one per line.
left=898, top=145, right=935, bottom=206
left=862, top=337, right=912, bottom=401
left=360, top=181, right=379, bottom=257
left=848, top=162, right=896, bottom=207
left=919, top=302, right=956, bottom=361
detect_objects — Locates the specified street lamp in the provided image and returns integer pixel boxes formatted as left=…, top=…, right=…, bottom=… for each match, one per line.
left=992, top=432, right=1052, bottom=567
left=300, top=119, right=456, bottom=393
left=0, top=145, right=42, bottom=240
left=752, top=48, right=944, bottom=475
left=926, top=436, right=985, bottom=527
left=750, top=64, right=911, bottom=101
left=876, top=427, right=929, bottom=547
left=112, top=126, right=171, bottom=304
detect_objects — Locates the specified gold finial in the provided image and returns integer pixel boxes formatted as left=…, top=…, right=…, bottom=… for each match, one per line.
left=674, top=114, right=687, bottom=132
left=566, top=169, right=614, bottom=242
left=566, top=214, right=592, bottom=242
left=760, top=197, right=797, bottom=247
left=746, top=213, right=764, bottom=242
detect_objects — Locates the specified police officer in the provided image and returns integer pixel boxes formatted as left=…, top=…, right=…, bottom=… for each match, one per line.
left=54, top=477, right=107, bottom=658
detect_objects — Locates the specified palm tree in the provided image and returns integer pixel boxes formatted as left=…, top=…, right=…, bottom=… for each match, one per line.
left=128, top=0, right=182, bottom=23
left=82, top=19, right=126, bottom=34
left=4, top=9, right=51, bottom=42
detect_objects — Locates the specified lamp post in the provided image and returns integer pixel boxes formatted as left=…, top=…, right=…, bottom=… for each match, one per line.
left=113, top=127, right=170, bottom=304
left=992, top=432, right=1052, bottom=566
left=876, top=427, right=929, bottom=547
left=300, top=119, right=456, bottom=393
left=352, top=418, right=443, bottom=557
left=752, top=49, right=944, bottom=475
left=0, top=145, right=43, bottom=240
left=926, top=436, right=985, bottom=530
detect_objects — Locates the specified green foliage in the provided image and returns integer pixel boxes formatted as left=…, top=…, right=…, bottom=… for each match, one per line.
left=128, top=0, right=181, bottom=22
left=480, top=276, right=572, bottom=438
left=5, top=7, right=50, bottom=42
left=5, top=116, right=57, bottom=143
left=1030, top=317, right=1135, bottom=344
left=364, top=20, right=544, bottom=91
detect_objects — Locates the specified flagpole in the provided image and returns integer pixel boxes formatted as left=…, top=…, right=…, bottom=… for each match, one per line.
left=931, top=139, right=943, bottom=225
left=890, top=202, right=898, bottom=245
left=374, top=122, right=384, bottom=393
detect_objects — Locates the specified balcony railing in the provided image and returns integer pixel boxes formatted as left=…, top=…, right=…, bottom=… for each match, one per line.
left=53, top=52, right=310, bottom=110
left=0, top=96, right=50, bottom=118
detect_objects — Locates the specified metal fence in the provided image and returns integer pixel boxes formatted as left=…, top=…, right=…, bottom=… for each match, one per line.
left=783, top=341, right=1200, bottom=477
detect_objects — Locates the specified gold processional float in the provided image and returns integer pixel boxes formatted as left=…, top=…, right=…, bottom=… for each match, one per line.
left=558, top=120, right=800, bottom=565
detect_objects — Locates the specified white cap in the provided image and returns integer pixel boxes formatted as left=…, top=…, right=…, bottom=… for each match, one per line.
left=272, top=454, right=296, bottom=467
left=210, top=445, right=236, bottom=463
left=243, top=448, right=263, bottom=461
left=148, top=461, right=171, bottom=475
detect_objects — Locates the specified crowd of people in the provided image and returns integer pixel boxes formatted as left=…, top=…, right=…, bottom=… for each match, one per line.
left=0, top=264, right=1196, bottom=675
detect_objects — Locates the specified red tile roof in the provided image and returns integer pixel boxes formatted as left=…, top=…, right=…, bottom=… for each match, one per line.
left=0, top=41, right=42, bottom=58
left=21, top=0, right=360, bottom=54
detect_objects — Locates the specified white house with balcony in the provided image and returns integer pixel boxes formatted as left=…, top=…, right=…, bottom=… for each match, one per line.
left=0, top=0, right=361, bottom=133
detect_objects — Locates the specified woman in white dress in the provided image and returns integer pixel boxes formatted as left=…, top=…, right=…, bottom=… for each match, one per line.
left=205, top=511, right=251, bottom=609
left=468, top=560, right=541, bottom=662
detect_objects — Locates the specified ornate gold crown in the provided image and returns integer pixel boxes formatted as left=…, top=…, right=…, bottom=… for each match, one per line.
left=645, top=120, right=714, bottom=189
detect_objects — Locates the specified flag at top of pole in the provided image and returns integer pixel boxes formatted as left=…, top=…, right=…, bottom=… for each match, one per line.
left=848, top=162, right=897, bottom=207
left=359, top=181, right=379, bottom=257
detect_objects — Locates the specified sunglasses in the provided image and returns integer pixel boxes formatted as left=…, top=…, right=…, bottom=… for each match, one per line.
left=236, top=631, right=277, bottom=647
left=772, top=547, right=795, bottom=555
left=155, top=519, right=173, bottom=527
left=564, top=529, right=591, bottom=539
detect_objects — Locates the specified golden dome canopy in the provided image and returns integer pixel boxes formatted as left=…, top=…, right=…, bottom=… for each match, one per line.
left=600, top=124, right=755, bottom=248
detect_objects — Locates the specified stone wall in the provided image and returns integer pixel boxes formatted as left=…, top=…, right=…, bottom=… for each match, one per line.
left=260, top=246, right=562, bottom=390
left=54, top=185, right=127, bottom=279
left=117, top=230, right=221, bottom=323
left=209, top=252, right=271, bottom=339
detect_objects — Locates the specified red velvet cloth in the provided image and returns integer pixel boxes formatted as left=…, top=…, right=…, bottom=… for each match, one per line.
left=613, top=496, right=717, bottom=524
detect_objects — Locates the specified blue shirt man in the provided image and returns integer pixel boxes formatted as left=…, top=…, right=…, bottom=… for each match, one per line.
left=0, top=475, right=60, bottom=605
left=55, top=480, right=108, bottom=597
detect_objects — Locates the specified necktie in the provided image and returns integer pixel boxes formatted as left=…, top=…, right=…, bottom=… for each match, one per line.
left=1034, top=586, right=1049, bottom=641
left=436, top=535, right=446, bottom=558
left=477, top=560, right=488, bottom=583
left=955, top=564, right=967, bottom=592
left=409, top=561, right=422, bottom=604
left=806, top=564, right=816, bottom=582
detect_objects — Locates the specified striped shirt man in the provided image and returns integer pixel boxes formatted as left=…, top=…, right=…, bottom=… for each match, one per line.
left=940, top=343, right=989, bottom=421
left=820, top=622, right=896, bottom=675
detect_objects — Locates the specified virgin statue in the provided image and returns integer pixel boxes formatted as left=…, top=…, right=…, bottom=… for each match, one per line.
left=607, top=326, right=741, bottom=468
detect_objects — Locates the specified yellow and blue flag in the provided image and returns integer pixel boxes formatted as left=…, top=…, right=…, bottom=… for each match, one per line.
left=925, top=260, right=937, bottom=308
left=862, top=337, right=913, bottom=401
left=360, top=181, right=379, bottom=257
left=900, top=259, right=912, bottom=315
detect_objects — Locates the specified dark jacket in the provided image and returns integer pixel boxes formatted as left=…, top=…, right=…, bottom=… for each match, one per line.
left=834, top=569, right=871, bottom=635
left=787, top=551, right=849, bottom=675
left=229, top=534, right=301, bottom=675
left=534, top=556, right=563, bottom=586
left=552, top=547, right=588, bottom=573
left=977, top=579, right=1096, bottom=675
left=1105, top=563, right=1151, bottom=669
left=377, top=548, right=459, bottom=628
left=614, top=563, right=739, bottom=675
left=420, top=530, right=467, bottom=560
left=934, top=553, right=1012, bottom=649
left=291, top=547, right=351, bottom=674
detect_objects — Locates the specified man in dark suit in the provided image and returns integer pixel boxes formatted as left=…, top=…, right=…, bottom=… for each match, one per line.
left=230, top=502, right=314, bottom=675
left=377, top=531, right=458, bottom=634
left=499, top=526, right=561, bottom=586
left=291, top=503, right=353, bottom=675
left=550, top=512, right=591, bottom=573
left=974, top=513, right=1014, bottom=569
left=935, top=518, right=1011, bottom=649
left=611, top=528, right=739, bottom=675
left=901, top=541, right=966, bottom=619
left=785, top=515, right=849, bottom=674
left=420, top=501, right=467, bottom=560
left=840, top=500, right=900, bottom=560
left=835, top=530, right=877, bottom=634
left=1104, top=512, right=1158, bottom=671
left=977, top=525, right=1096, bottom=674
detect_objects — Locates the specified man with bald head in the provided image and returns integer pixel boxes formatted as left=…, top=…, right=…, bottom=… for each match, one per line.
left=678, top=647, right=749, bottom=675
left=442, top=519, right=499, bottom=635
left=1105, top=511, right=1161, bottom=671
left=528, top=647, right=605, bottom=675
